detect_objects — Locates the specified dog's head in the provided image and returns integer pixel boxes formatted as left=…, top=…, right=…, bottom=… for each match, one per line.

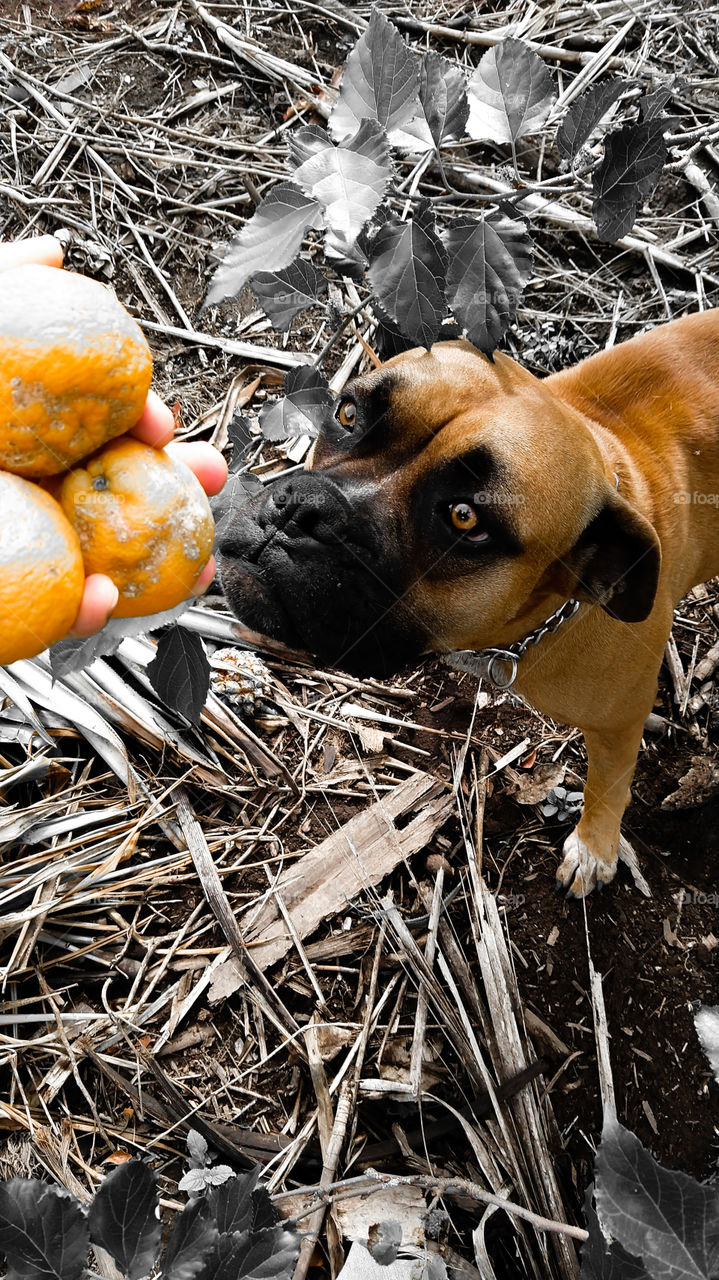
left=219, top=341, right=661, bottom=677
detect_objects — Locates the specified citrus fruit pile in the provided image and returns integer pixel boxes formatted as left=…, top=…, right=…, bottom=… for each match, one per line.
left=0, top=264, right=214, bottom=666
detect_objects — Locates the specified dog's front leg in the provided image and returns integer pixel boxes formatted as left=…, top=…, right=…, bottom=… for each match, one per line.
left=556, top=714, right=651, bottom=897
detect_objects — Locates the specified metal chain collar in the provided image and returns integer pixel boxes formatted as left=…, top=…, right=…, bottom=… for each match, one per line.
left=445, top=597, right=581, bottom=690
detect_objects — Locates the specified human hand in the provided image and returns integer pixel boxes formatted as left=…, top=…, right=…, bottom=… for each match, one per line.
left=0, top=236, right=228, bottom=638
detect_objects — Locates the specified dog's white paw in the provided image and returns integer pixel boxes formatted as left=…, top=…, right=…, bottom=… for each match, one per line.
left=556, top=830, right=618, bottom=898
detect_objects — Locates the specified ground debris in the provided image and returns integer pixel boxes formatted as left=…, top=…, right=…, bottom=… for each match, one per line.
left=0, top=4, right=718, bottom=1277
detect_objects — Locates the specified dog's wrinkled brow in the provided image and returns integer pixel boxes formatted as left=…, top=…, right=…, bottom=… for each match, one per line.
left=344, top=371, right=392, bottom=425
left=347, top=370, right=455, bottom=448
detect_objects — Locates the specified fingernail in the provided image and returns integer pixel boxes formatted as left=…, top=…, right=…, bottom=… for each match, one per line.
left=104, top=584, right=120, bottom=624
left=191, top=558, right=215, bottom=597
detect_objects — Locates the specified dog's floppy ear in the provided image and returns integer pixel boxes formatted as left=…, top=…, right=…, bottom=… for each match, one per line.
left=565, top=493, right=661, bottom=622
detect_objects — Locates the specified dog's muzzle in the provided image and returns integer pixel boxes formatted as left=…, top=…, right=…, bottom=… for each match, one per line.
left=218, top=473, right=424, bottom=676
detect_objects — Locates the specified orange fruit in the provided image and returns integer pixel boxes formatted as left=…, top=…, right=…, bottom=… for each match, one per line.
left=0, top=264, right=152, bottom=477
left=59, top=437, right=214, bottom=618
left=0, top=472, right=84, bottom=664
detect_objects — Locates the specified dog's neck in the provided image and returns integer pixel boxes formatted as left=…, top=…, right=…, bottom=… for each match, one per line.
left=445, top=596, right=582, bottom=689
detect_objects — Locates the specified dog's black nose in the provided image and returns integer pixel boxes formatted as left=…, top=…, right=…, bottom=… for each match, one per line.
left=262, top=474, right=352, bottom=544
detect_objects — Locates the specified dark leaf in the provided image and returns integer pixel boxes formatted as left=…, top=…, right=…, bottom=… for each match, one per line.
left=369, top=287, right=417, bottom=358
left=199, top=1232, right=234, bottom=1280
left=327, top=205, right=389, bottom=279
left=259, top=365, right=333, bottom=442
left=467, top=38, right=555, bottom=143
left=88, top=1162, right=161, bottom=1280
left=161, top=1199, right=218, bottom=1280
left=592, top=120, right=667, bottom=241
left=372, top=314, right=419, bottom=359
left=444, top=211, right=533, bottom=355
left=555, top=78, right=628, bottom=160
left=207, top=1169, right=260, bottom=1236
left=226, top=412, right=255, bottom=467
left=251, top=259, right=327, bottom=330
left=286, top=364, right=331, bottom=397
left=250, top=1186, right=281, bottom=1235
left=204, top=1224, right=299, bottom=1280
left=367, top=1221, right=402, bottom=1266
left=360, top=203, right=393, bottom=240
left=211, top=472, right=263, bottom=541
left=293, top=119, right=391, bottom=245
left=49, top=631, right=125, bottom=677
left=50, top=601, right=194, bottom=677
left=418, top=51, right=469, bottom=147
left=367, top=199, right=447, bottom=350
left=638, top=84, right=675, bottom=121
left=329, top=9, right=419, bottom=142
left=636, top=87, right=681, bottom=136
left=323, top=229, right=369, bottom=279
left=0, top=1179, right=88, bottom=1280
left=205, top=185, right=322, bottom=307
left=147, top=626, right=210, bottom=725
left=578, top=1185, right=651, bottom=1279
left=594, top=1114, right=719, bottom=1280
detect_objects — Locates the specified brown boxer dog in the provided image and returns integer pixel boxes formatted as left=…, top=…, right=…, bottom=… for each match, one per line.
left=219, top=311, right=719, bottom=896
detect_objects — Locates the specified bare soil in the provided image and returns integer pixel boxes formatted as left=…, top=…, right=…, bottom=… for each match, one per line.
left=410, top=663, right=719, bottom=1182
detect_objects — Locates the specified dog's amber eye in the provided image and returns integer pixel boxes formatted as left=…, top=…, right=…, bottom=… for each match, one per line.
left=336, top=398, right=357, bottom=428
left=450, top=502, right=479, bottom=532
